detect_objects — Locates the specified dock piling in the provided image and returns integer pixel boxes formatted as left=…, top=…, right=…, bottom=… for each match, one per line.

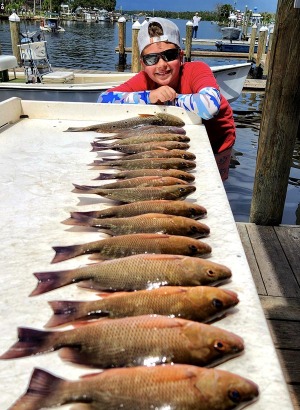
left=118, top=17, right=127, bottom=68
left=9, top=12, right=21, bottom=65
left=255, top=27, right=268, bottom=67
left=131, top=21, right=141, bottom=73
left=248, top=24, right=257, bottom=61
left=184, top=21, right=193, bottom=62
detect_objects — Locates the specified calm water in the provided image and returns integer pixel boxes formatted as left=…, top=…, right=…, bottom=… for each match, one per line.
left=0, top=19, right=299, bottom=224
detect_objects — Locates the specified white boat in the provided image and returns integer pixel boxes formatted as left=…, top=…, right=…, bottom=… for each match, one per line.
left=40, top=16, right=65, bottom=32
left=221, top=13, right=241, bottom=41
left=0, top=62, right=251, bottom=104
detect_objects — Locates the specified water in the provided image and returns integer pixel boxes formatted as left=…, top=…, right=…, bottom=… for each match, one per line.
left=1, top=19, right=299, bottom=224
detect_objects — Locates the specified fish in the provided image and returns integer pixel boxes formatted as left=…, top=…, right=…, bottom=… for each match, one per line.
left=91, top=140, right=190, bottom=153
left=51, top=233, right=212, bottom=263
left=30, top=254, right=229, bottom=296
left=93, top=168, right=196, bottom=182
left=8, top=365, right=259, bottom=410
left=65, top=113, right=185, bottom=132
left=64, top=200, right=207, bottom=221
left=91, top=157, right=196, bottom=170
left=72, top=176, right=188, bottom=191
left=0, top=315, right=244, bottom=368
left=95, top=124, right=187, bottom=139
left=98, top=149, right=196, bottom=161
left=45, top=286, right=239, bottom=327
left=71, top=184, right=196, bottom=203
left=94, top=133, right=190, bottom=145
left=62, top=213, right=210, bottom=238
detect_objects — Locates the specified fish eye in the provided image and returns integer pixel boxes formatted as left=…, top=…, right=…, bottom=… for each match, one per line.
left=190, top=226, right=199, bottom=233
left=214, top=341, right=225, bottom=351
left=212, top=298, right=223, bottom=309
left=207, top=269, right=216, bottom=277
left=228, top=389, right=242, bottom=403
left=189, top=245, right=198, bottom=254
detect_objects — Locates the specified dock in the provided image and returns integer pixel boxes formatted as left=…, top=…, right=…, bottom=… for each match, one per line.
left=237, top=223, right=300, bottom=409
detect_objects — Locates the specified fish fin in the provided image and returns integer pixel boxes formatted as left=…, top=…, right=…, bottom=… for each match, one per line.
left=61, top=217, right=87, bottom=226
left=64, top=127, right=83, bottom=132
left=88, top=254, right=110, bottom=261
left=70, top=405, right=93, bottom=410
left=93, top=173, right=116, bottom=181
left=142, top=254, right=185, bottom=261
left=76, top=279, right=106, bottom=290
left=46, top=300, right=87, bottom=328
left=0, top=328, right=56, bottom=359
left=59, top=347, right=89, bottom=366
left=51, top=245, right=84, bottom=264
left=8, top=368, right=65, bottom=410
left=30, top=270, right=77, bottom=296
left=138, top=114, right=155, bottom=118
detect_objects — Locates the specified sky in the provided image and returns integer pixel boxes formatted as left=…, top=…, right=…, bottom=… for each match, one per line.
left=116, top=0, right=278, bottom=13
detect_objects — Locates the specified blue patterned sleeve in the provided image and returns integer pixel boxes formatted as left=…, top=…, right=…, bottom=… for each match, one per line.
left=98, top=91, right=151, bottom=104
left=175, top=87, right=221, bottom=120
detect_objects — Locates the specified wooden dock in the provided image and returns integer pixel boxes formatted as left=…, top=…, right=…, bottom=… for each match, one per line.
left=237, top=223, right=300, bottom=409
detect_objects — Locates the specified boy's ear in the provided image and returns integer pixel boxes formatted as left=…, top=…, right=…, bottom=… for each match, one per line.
left=180, top=50, right=184, bottom=64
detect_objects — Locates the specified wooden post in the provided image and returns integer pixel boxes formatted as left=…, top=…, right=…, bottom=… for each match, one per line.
left=185, top=21, right=193, bottom=62
left=9, top=12, right=21, bottom=65
left=248, top=24, right=257, bottom=61
left=242, top=6, right=248, bottom=39
left=131, top=20, right=141, bottom=73
left=263, top=28, right=273, bottom=76
left=255, top=27, right=268, bottom=67
left=249, top=0, right=300, bottom=225
left=118, top=16, right=126, bottom=68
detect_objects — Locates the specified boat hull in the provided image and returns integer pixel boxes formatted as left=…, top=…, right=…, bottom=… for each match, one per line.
left=0, top=63, right=251, bottom=104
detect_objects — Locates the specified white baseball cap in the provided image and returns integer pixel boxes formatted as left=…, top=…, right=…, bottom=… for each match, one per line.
left=138, top=17, right=181, bottom=54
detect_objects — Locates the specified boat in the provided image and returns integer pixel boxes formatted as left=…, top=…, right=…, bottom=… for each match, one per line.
left=221, top=13, right=241, bottom=41
left=40, top=15, right=65, bottom=32
left=0, top=62, right=251, bottom=104
left=97, top=8, right=111, bottom=22
left=215, top=40, right=258, bottom=53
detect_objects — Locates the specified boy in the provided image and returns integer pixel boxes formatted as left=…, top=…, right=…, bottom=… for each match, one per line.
left=98, top=18, right=236, bottom=180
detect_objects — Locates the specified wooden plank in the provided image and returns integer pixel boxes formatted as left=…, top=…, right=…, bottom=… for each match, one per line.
left=236, top=223, right=267, bottom=295
left=288, top=385, right=300, bottom=410
left=266, top=319, right=300, bottom=349
left=274, top=348, right=300, bottom=384
left=246, top=224, right=300, bottom=297
left=260, top=296, right=300, bottom=320
left=275, top=226, right=300, bottom=283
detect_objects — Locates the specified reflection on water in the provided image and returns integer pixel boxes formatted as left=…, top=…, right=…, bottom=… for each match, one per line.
left=225, top=92, right=300, bottom=225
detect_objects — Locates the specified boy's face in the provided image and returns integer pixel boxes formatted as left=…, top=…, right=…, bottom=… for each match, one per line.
left=141, top=42, right=183, bottom=89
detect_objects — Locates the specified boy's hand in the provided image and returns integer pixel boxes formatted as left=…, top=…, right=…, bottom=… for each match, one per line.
left=149, top=86, right=177, bottom=104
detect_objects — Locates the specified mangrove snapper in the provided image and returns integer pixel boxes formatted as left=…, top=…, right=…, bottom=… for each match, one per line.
left=65, top=113, right=185, bottom=132
left=93, top=169, right=195, bottom=182
left=91, top=157, right=196, bottom=170
left=91, top=140, right=190, bottom=153
left=62, top=213, right=210, bottom=238
left=71, top=184, right=196, bottom=203
left=0, top=315, right=244, bottom=367
left=66, top=200, right=206, bottom=220
left=95, top=124, right=187, bottom=139
left=94, top=132, right=190, bottom=144
left=45, top=286, right=239, bottom=327
left=98, top=149, right=196, bottom=161
left=30, top=254, right=230, bottom=296
left=72, top=176, right=188, bottom=191
left=8, top=365, right=259, bottom=410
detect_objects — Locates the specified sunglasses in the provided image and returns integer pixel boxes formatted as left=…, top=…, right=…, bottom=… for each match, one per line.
left=142, top=48, right=180, bottom=66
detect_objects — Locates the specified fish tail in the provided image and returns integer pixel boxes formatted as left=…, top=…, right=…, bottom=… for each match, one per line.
left=63, top=214, right=93, bottom=227
left=8, top=368, right=67, bottom=410
left=93, top=173, right=115, bottom=180
left=51, top=244, right=83, bottom=264
left=46, top=300, right=94, bottom=327
left=64, top=126, right=87, bottom=132
left=30, top=269, right=77, bottom=296
left=0, top=328, right=57, bottom=359
left=72, top=183, right=99, bottom=194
